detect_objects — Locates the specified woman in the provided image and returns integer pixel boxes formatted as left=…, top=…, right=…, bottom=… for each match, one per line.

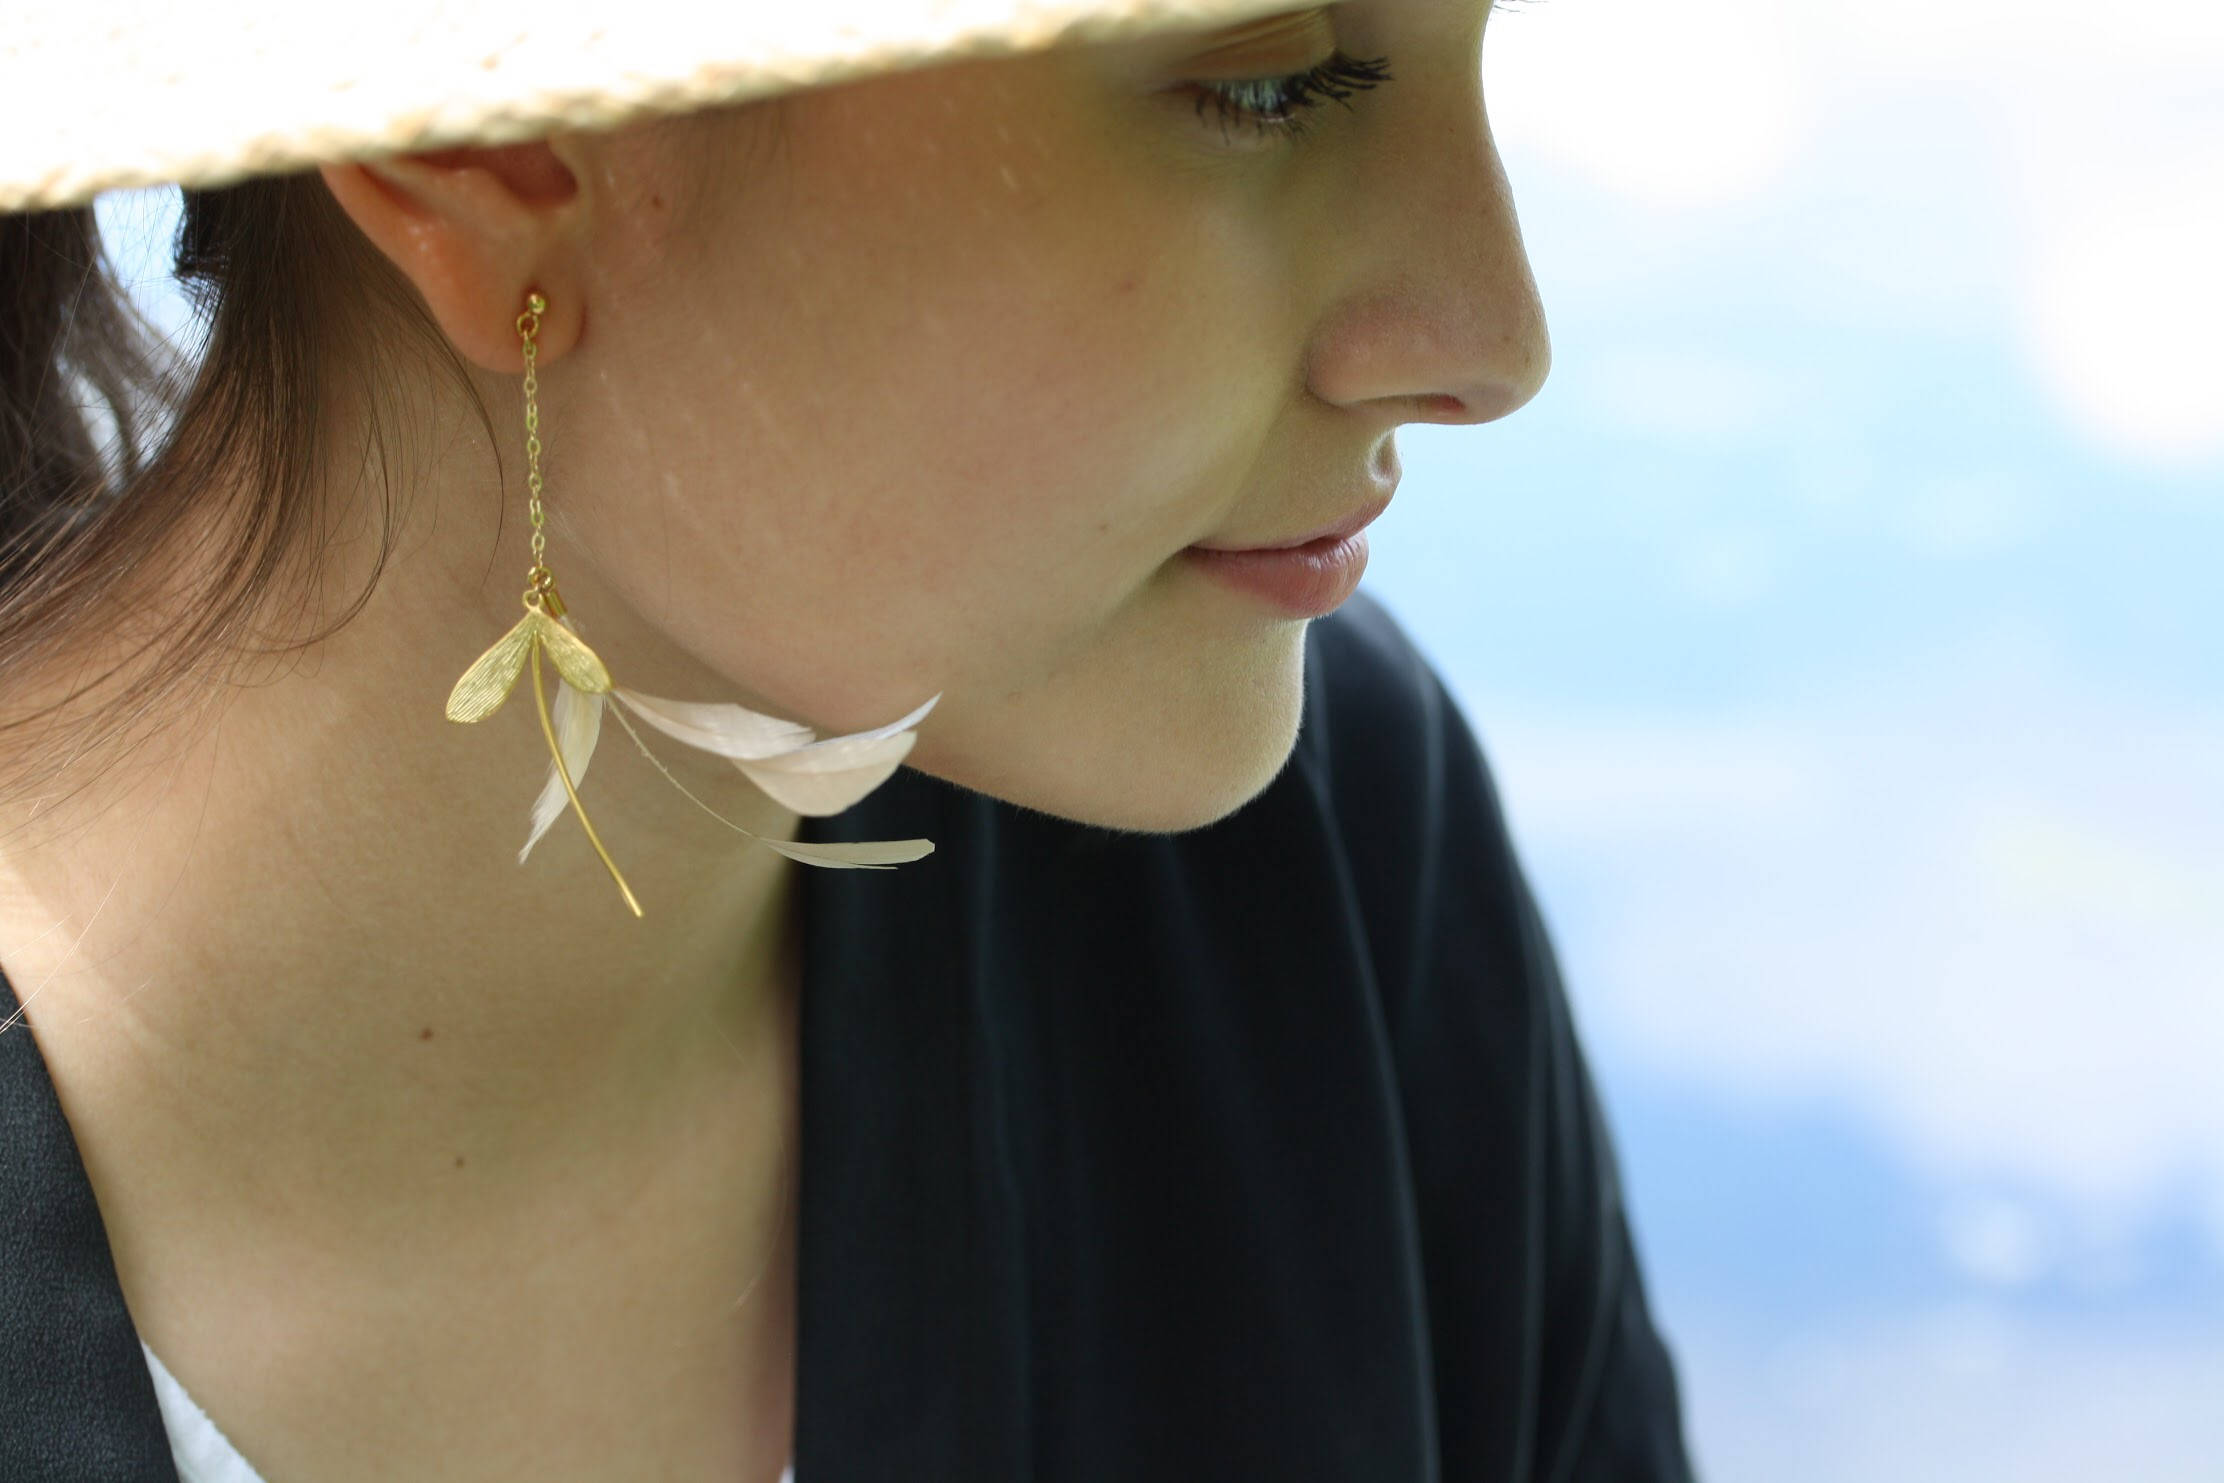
left=0, top=1, right=1697, bottom=1478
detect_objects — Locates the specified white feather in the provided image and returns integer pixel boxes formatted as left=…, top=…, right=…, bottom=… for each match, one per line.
left=719, top=692, right=939, bottom=815
left=521, top=620, right=942, bottom=868
left=610, top=687, right=818, bottom=759
left=756, top=835, right=937, bottom=869
left=519, top=674, right=606, bottom=864
left=729, top=731, right=914, bottom=815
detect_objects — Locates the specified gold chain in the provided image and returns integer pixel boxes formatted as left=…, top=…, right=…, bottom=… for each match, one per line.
left=516, top=290, right=553, bottom=611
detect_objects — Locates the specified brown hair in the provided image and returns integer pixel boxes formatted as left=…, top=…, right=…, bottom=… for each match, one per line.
left=0, top=173, right=493, bottom=830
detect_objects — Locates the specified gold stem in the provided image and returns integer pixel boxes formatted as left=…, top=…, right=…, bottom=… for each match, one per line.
left=532, top=640, right=644, bottom=918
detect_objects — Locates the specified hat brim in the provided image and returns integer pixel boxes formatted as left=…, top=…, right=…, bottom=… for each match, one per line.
left=2, top=0, right=1302, bottom=213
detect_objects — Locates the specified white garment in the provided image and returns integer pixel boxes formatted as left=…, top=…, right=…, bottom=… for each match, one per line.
left=143, top=1341, right=795, bottom=1483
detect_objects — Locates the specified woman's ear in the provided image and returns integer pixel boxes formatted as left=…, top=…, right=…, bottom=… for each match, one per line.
left=318, top=140, right=588, bottom=372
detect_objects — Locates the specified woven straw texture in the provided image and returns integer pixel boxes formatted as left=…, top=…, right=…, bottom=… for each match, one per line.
left=2, top=0, right=1297, bottom=212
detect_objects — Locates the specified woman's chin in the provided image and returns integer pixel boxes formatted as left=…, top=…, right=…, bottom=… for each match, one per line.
left=910, top=714, right=1301, bottom=837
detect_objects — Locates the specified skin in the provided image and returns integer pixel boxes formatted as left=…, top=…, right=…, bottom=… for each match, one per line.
left=0, top=2, right=1546, bottom=1475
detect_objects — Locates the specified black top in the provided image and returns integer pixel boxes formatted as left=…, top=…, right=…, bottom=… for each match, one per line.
left=0, top=591, right=1697, bottom=1481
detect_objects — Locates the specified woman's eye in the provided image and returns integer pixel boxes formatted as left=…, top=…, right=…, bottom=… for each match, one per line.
left=1189, top=50, right=1394, bottom=146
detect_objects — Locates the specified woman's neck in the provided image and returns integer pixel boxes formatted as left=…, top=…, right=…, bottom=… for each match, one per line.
left=0, top=425, right=805, bottom=1262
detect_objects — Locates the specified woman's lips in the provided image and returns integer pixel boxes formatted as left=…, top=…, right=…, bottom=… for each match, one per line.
left=1181, top=491, right=1389, bottom=617
left=1180, top=529, right=1370, bottom=618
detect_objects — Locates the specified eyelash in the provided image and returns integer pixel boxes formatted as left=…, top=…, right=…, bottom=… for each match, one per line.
left=1189, top=50, right=1396, bottom=145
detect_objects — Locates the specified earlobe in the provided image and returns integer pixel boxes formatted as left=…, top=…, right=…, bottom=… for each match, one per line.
left=316, top=147, right=584, bottom=374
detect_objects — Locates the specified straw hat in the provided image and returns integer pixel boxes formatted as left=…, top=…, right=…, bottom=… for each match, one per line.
left=0, top=0, right=1303, bottom=213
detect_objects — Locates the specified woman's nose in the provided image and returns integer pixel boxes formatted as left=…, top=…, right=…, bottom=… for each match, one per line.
left=1306, top=82, right=1552, bottom=429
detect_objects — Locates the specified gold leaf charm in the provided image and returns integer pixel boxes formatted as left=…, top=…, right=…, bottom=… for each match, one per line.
left=446, top=611, right=540, bottom=722
left=446, top=606, right=613, bottom=723
left=447, top=599, right=643, bottom=917
left=536, top=609, right=613, bottom=694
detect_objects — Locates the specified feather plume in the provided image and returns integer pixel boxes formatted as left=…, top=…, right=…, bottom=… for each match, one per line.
left=757, top=835, right=936, bottom=868
left=722, top=693, right=940, bottom=816
left=609, top=688, right=939, bottom=815
left=606, top=687, right=819, bottom=759
left=505, top=615, right=941, bottom=873
left=519, top=674, right=607, bottom=863
left=600, top=699, right=938, bottom=870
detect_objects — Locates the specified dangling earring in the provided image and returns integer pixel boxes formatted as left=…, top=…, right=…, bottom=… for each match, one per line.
left=443, top=289, right=939, bottom=918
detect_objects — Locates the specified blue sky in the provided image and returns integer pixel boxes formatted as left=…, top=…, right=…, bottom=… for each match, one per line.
left=1359, top=2, right=2224, bottom=1475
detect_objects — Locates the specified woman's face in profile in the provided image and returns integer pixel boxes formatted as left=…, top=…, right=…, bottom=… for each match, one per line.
left=548, top=0, right=1548, bottom=833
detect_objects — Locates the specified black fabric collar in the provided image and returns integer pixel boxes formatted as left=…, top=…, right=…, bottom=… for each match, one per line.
left=0, top=972, right=183, bottom=1479
left=0, top=605, right=1460, bottom=1480
left=0, top=761, right=1004, bottom=1480
left=789, top=767, right=1037, bottom=1478
left=0, top=759, right=994, bottom=1479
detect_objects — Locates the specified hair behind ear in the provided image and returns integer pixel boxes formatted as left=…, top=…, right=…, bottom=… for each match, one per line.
left=0, top=204, right=163, bottom=560
left=0, top=174, right=493, bottom=831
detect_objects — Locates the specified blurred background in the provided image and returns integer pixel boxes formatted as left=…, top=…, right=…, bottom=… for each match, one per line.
left=90, top=3, right=2223, bottom=1474
left=1370, top=0, right=2222, bottom=1477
